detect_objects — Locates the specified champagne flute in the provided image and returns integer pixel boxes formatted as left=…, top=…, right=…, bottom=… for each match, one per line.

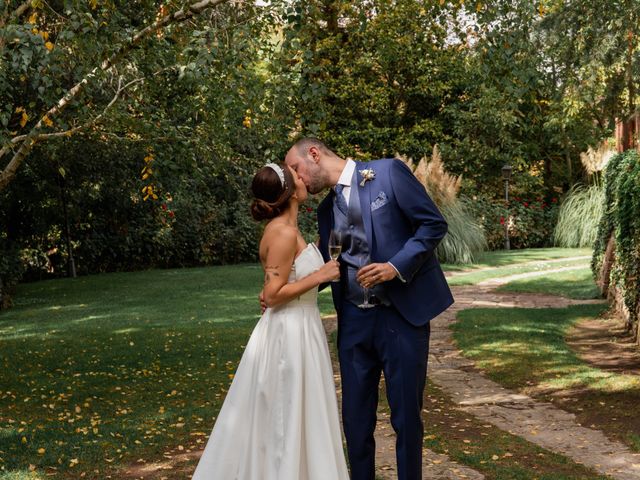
left=357, top=255, right=375, bottom=309
left=328, top=230, right=342, bottom=283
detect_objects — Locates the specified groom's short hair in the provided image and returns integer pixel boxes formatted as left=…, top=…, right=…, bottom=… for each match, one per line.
left=293, top=137, right=331, bottom=155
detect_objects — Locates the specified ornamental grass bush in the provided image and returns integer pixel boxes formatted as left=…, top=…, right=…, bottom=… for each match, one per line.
left=401, top=146, right=487, bottom=264
left=553, top=185, right=605, bottom=248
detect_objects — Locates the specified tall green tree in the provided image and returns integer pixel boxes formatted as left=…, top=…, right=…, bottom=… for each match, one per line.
left=0, top=0, right=242, bottom=191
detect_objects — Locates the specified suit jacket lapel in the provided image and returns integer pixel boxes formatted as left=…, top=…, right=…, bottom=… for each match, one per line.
left=354, top=162, right=374, bottom=250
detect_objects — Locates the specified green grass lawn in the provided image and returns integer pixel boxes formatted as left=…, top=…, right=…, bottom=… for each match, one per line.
left=0, top=265, right=335, bottom=479
left=495, top=267, right=601, bottom=299
left=446, top=257, right=590, bottom=286
left=0, top=247, right=601, bottom=479
left=452, top=305, right=640, bottom=452
left=441, top=247, right=592, bottom=272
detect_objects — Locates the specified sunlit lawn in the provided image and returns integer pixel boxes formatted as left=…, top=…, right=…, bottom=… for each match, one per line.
left=0, top=265, right=334, bottom=479
left=495, top=266, right=601, bottom=299
left=441, top=247, right=592, bottom=272
left=446, top=257, right=591, bottom=286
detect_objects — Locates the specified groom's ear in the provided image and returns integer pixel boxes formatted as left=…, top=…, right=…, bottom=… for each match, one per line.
left=309, top=146, right=321, bottom=164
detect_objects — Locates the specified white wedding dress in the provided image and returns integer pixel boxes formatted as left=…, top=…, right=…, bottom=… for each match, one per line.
left=192, top=243, right=349, bottom=480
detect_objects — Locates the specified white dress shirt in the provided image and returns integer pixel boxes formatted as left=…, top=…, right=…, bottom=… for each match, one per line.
left=334, top=159, right=356, bottom=205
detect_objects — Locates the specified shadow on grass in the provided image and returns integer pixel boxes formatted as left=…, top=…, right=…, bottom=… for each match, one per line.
left=452, top=305, right=640, bottom=394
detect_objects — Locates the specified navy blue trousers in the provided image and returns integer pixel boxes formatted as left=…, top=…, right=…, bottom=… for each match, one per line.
left=337, top=302, right=430, bottom=480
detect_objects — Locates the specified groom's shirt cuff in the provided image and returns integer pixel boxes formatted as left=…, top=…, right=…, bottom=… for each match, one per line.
left=387, top=262, right=406, bottom=283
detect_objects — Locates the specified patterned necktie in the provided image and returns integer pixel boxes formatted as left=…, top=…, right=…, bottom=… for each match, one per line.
left=334, top=184, right=348, bottom=216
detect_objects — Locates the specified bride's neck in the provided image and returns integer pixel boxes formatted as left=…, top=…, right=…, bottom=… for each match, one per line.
left=277, top=200, right=299, bottom=227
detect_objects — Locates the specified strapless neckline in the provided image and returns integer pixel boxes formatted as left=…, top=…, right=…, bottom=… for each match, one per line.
left=293, top=243, right=319, bottom=265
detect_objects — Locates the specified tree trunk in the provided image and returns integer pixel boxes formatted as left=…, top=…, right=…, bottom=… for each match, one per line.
left=58, top=174, right=77, bottom=278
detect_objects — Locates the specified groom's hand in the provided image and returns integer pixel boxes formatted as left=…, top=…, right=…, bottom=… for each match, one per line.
left=357, top=262, right=398, bottom=289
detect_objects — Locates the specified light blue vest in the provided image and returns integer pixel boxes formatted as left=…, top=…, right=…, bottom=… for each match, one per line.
left=333, top=170, right=389, bottom=306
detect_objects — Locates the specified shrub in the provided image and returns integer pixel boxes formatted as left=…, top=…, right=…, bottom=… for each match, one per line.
left=466, top=194, right=560, bottom=250
left=553, top=185, right=605, bottom=248
left=592, top=150, right=640, bottom=333
left=401, top=146, right=487, bottom=264
left=0, top=238, right=24, bottom=309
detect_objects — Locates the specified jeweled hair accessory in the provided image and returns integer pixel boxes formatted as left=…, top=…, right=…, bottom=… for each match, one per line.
left=265, top=163, right=286, bottom=188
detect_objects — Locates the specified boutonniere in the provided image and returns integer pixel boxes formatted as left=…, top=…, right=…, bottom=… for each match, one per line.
left=359, top=168, right=376, bottom=187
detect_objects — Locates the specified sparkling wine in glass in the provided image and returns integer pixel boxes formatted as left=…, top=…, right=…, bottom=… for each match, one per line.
left=358, top=255, right=375, bottom=309
left=328, top=230, right=342, bottom=282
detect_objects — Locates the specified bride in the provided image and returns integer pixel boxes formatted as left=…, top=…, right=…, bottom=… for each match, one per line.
left=191, top=163, right=350, bottom=480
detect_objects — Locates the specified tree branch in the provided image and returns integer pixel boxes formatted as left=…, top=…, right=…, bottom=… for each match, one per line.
left=0, top=0, right=234, bottom=191
left=0, top=0, right=31, bottom=28
left=1, top=76, right=145, bottom=149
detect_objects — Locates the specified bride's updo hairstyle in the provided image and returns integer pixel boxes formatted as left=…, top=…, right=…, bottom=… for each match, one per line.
left=250, top=163, right=296, bottom=221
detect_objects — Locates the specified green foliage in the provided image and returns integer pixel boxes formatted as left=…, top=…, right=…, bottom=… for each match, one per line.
left=592, top=150, right=640, bottom=329
left=437, top=198, right=487, bottom=264
left=0, top=1, right=297, bottom=294
left=0, top=237, right=23, bottom=308
left=553, top=185, right=605, bottom=248
left=466, top=194, right=559, bottom=250
left=279, top=0, right=466, bottom=159
left=2, top=0, right=638, bottom=305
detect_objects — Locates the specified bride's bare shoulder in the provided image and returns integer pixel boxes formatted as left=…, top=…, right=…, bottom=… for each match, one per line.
left=259, top=222, right=298, bottom=259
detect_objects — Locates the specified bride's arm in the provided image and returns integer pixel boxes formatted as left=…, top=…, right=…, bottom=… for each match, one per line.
left=262, top=227, right=339, bottom=308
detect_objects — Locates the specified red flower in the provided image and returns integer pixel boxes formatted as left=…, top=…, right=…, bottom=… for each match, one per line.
left=161, top=204, right=167, bottom=211
left=523, top=202, right=529, bottom=207
left=168, top=211, right=175, bottom=218
left=500, top=216, right=505, bottom=225
left=552, top=197, right=558, bottom=203
left=306, top=207, right=313, bottom=213
left=542, top=202, right=548, bottom=208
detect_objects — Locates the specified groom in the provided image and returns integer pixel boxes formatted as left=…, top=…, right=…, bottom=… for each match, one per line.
left=285, top=138, right=454, bottom=480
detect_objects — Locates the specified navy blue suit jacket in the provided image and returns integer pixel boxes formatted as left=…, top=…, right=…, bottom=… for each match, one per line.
left=317, top=159, right=454, bottom=326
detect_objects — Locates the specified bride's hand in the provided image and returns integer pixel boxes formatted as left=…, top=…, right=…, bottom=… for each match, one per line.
left=317, top=260, right=340, bottom=283
left=259, top=289, right=267, bottom=313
